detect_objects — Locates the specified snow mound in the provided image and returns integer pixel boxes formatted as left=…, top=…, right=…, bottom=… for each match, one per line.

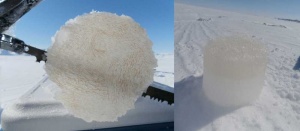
left=45, top=11, right=157, bottom=122
left=203, top=36, right=267, bottom=107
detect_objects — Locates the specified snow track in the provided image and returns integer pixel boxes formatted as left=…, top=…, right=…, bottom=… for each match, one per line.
left=175, top=3, right=300, bottom=131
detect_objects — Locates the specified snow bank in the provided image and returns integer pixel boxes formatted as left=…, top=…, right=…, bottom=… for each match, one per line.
left=203, top=36, right=267, bottom=107
left=45, top=11, right=157, bottom=122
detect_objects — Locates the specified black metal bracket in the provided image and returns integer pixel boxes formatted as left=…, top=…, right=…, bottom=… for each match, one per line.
left=80, top=122, right=174, bottom=131
left=0, top=34, right=47, bottom=62
left=0, top=0, right=42, bottom=33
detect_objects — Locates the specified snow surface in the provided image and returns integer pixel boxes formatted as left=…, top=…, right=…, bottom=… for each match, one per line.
left=154, top=53, right=174, bottom=87
left=1, top=76, right=173, bottom=131
left=0, top=56, right=45, bottom=104
left=175, top=3, right=300, bottom=131
left=0, top=53, right=173, bottom=130
left=45, top=11, right=157, bottom=122
left=0, top=49, right=18, bottom=56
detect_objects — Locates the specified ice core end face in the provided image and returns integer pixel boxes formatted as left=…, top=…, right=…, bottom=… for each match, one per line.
left=203, top=36, right=267, bottom=107
left=45, top=12, right=157, bottom=122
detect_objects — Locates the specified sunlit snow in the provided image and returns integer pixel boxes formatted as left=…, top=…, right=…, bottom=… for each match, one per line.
left=175, top=3, right=300, bottom=131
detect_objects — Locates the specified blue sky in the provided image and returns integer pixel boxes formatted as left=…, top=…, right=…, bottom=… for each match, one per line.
left=13, top=0, right=174, bottom=53
left=176, top=0, right=300, bottom=19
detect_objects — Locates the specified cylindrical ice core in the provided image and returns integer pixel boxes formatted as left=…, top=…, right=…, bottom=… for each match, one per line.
left=203, top=36, right=267, bottom=107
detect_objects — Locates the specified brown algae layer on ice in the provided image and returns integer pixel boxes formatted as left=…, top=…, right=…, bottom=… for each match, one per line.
left=45, top=11, right=157, bottom=122
left=203, top=36, right=267, bottom=107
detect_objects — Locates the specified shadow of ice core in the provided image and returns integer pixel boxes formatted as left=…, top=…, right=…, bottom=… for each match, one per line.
left=175, top=75, right=241, bottom=131
left=293, top=56, right=300, bottom=71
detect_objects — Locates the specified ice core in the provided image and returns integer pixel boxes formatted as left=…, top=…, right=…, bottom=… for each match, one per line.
left=45, top=11, right=157, bottom=122
left=203, top=36, right=267, bottom=107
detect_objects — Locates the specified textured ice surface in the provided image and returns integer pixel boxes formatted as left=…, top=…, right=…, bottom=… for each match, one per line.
left=203, top=36, right=267, bottom=107
left=45, top=11, right=157, bottom=122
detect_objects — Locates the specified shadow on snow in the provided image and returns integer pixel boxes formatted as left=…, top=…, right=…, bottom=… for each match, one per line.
left=175, top=75, right=242, bottom=131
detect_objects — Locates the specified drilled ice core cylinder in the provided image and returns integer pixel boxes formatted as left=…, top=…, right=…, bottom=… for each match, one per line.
left=203, top=37, right=267, bottom=107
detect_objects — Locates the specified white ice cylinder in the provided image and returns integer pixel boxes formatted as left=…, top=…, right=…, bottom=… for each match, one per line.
left=203, top=37, right=267, bottom=107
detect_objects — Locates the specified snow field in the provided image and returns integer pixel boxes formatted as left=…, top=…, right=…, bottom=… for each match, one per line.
left=0, top=56, right=45, bottom=104
left=154, top=54, right=174, bottom=87
left=175, top=3, right=300, bottom=131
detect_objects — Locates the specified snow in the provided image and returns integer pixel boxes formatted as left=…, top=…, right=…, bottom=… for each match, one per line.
left=0, top=49, right=18, bottom=56
left=1, top=77, right=173, bottom=131
left=0, top=56, right=45, bottom=104
left=175, top=3, right=300, bottom=131
left=0, top=53, right=173, bottom=130
left=45, top=12, right=157, bottom=122
left=203, top=36, right=267, bottom=107
left=154, top=53, right=174, bottom=87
